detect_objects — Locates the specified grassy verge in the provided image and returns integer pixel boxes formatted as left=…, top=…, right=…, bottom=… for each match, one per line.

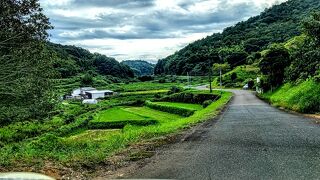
left=259, top=80, right=320, bottom=113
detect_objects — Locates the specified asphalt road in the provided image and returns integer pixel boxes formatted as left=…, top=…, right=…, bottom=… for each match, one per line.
left=127, top=90, right=320, bottom=179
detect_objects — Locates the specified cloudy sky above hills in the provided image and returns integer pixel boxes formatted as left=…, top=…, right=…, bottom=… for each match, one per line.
left=40, top=0, right=286, bottom=62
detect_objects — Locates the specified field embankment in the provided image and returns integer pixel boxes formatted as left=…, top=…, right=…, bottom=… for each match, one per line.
left=259, top=80, right=320, bottom=113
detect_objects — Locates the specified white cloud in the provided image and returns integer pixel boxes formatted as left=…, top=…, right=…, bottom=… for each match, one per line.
left=40, top=0, right=288, bottom=61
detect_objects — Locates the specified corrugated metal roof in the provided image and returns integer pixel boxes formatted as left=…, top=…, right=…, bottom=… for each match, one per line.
left=85, top=90, right=113, bottom=94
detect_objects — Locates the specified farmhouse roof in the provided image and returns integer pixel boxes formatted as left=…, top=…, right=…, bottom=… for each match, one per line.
left=85, top=90, right=114, bottom=94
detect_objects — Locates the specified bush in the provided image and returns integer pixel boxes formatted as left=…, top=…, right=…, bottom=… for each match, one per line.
left=80, top=73, right=93, bottom=86
left=231, top=72, right=237, bottom=82
left=27, top=133, right=64, bottom=151
left=138, top=76, right=154, bottom=82
left=167, top=86, right=183, bottom=95
left=55, top=115, right=91, bottom=136
left=158, top=79, right=166, bottom=83
left=154, top=93, right=162, bottom=99
left=247, top=79, right=255, bottom=89
left=64, top=115, right=75, bottom=124
left=145, top=101, right=195, bottom=117
left=0, top=120, right=63, bottom=145
left=202, top=100, right=213, bottom=108
left=160, top=92, right=220, bottom=104
left=88, top=119, right=158, bottom=129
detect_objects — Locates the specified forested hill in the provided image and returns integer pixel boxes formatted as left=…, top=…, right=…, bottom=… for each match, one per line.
left=121, top=60, right=155, bottom=76
left=47, top=43, right=134, bottom=79
left=155, top=0, right=320, bottom=75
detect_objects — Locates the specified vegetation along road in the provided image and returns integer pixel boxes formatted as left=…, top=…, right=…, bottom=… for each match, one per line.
left=123, top=90, right=320, bottom=179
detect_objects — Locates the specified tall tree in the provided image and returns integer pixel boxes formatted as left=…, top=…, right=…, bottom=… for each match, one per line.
left=302, top=11, right=320, bottom=45
left=0, top=0, right=54, bottom=124
left=259, top=44, right=290, bottom=90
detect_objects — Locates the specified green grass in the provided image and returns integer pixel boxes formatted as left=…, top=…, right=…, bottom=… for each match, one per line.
left=145, top=101, right=196, bottom=117
left=92, top=107, right=147, bottom=122
left=260, top=80, right=320, bottom=113
left=66, top=129, right=122, bottom=142
left=88, top=107, right=157, bottom=129
left=152, top=102, right=203, bottom=111
left=124, top=107, right=182, bottom=123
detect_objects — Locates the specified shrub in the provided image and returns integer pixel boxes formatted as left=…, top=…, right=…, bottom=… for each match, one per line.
left=88, top=119, right=158, bottom=129
left=145, top=101, right=195, bottom=117
left=27, top=133, right=64, bottom=151
left=202, top=100, right=213, bottom=108
left=154, top=93, right=162, bottom=99
left=138, top=76, right=154, bottom=82
left=160, top=92, right=220, bottom=104
left=167, top=86, right=183, bottom=95
left=64, top=115, right=75, bottom=124
left=158, top=79, right=166, bottom=83
left=247, top=79, right=255, bottom=89
left=0, top=120, right=63, bottom=145
left=231, top=72, right=237, bottom=82
left=80, top=73, right=93, bottom=86
left=55, top=116, right=91, bottom=136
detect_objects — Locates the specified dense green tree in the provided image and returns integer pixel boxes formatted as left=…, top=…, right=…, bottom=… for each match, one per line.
left=219, top=46, right=248, bottom=68
left=121, top=60, right=155, bottom=76
left=302, top=11, right=320, bottom=45
left=93, top=54, right=134, bottom=78
left=80, top=73, right=93, bottom=87
left=212, top=63, right=231, bottom=75
left=259, top=44, right=290, bottom=90
left=0, top=0, right=54, bottom=124
left=285, top=12, right=320, bottom=82
left=231, top=72, right=237, bottom=82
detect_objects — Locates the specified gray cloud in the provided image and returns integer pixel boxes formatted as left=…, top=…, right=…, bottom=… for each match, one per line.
left=41, top=0, right=287, bottom=60
left=71, top=0, right=155, bottom=8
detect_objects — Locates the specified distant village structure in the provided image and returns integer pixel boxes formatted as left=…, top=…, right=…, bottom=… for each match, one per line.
left=65, top=87, right=115, bottom=104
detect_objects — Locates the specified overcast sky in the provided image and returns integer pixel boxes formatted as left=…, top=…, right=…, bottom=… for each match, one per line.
left=40, top=0, right=286, bottom=63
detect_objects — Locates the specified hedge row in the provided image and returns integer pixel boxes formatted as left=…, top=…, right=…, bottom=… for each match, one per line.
left=159, top=92, right=220, bottom=104
left=88, top=119, right=158, bottom=129
left=54, top=115, right=92, bottom=137
left=145, top=101, right=196, bottom=117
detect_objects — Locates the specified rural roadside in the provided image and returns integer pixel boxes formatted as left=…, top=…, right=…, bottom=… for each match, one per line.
left=80, top=92, right=234, bottom=179
left=99, top=90, right=320, bottom=179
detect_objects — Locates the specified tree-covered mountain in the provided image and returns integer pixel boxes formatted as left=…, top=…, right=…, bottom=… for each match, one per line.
left=47, top=43, right=134, bottom=79
left=121, top=60, right=155, bottom=76
left=155, top=0, right=320, bottom=75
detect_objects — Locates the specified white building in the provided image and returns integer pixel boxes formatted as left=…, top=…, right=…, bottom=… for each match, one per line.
left=70, top=87, right=114, bottom=100
left=85, top=90, right=114, bottom=99
left=72, top=87, right=96, bottom=97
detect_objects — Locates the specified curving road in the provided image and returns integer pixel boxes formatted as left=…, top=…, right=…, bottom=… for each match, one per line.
left=126, top=90, right=320, bottom=179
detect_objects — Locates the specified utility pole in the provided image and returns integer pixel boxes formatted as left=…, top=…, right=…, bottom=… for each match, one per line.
left=219, top=55, right=223, bottom=95
left=209, top=59, right=213, bottom=93
left=187, top=72, right=191, bottom=87
left=189, top=72, right=192, bottom=86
